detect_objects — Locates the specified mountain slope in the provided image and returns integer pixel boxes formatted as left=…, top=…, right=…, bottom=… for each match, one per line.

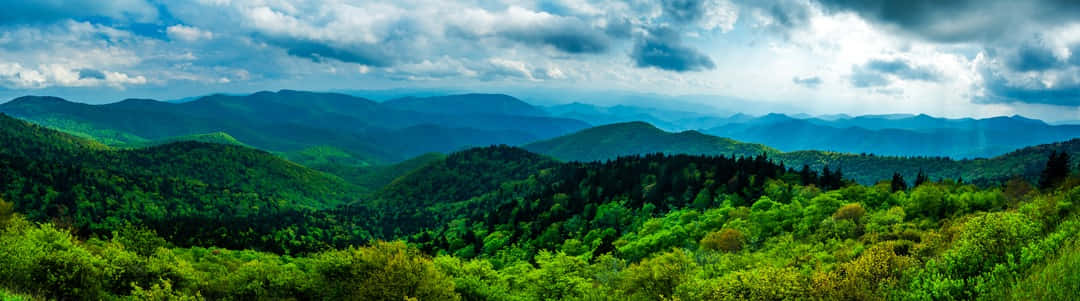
left=0, top=113, right=357, bottom=248
left=373, top=145, right=560, bottom=235
left=523, top=121, right=778, bottom=162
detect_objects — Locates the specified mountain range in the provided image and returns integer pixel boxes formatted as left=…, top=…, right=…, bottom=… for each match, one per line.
left=0, top=90, right=589, bottom=164
left=4, top=89, right=1080, bottom=186
left=547, top=102, right=1080, bottom=159
left=524, top=121, right=1080, bottom=185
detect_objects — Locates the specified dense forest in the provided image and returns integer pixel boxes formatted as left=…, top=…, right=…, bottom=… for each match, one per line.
left=1, top=110, right=1079, bottom=300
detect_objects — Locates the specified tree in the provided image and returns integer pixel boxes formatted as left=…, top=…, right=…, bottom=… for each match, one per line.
left=914, top=169, right=929, bottom=187
left=890, top=173, right=907, bottom=192
left=800, top=165, right=817, bottom=186
left=1039, top=151, right=1070, bottom=189
left=700, top=229, right=746, bottom=252
left=315, top=241, right=459, bottom=301
left=0, top=199, right=12, bottom=228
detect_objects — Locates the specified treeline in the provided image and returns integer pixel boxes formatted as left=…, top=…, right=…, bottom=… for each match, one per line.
left=1, top=172, right=1078, bottom=300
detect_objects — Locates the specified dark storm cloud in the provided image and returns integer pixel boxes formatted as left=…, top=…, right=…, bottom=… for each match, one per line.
left=630, top=27, right=716, bottom=72
left=1007, top=42, right=1060, bottom=72
left=980, top=74, right=1080, bottom=107
left=792, top=76, right=822, bottom=88
left=272, top=38, right=394, bottom=67
left=815, top=0, right=1080, bottom=43
left=500, top=21, right=611, bottom=54
left=77, top=69, right=106, bottom=80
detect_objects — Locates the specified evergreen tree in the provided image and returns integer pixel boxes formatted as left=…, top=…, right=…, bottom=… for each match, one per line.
left=799, top=164, right=816, bottom=186
left=1039, top=151, right=1070, bottom=189
left=914, top=169, right=929, bottom=187
left=891, top=172, right=907, bottom=192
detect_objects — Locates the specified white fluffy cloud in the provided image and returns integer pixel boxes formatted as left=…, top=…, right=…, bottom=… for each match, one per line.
left=0, top=0, right=1078, bottom=121
left=167, top=25, right=213, bottom=42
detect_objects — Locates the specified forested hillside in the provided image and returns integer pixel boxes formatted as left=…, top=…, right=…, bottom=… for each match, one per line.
left=0, top=113, right=360, bottom=250
left=2, top=101, right=1080, bottom=300
left=1, top=140, right=1078, bottom=299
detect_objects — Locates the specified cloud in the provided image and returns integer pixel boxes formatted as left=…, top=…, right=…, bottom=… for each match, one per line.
left=850, top=58, right=941, bottom=87
left=816, top=0, right=1080, bottom=43
left=740, top=0, right=813, bottom=35
left=662, top=0, right=739, bottom=32
left=0, top=63, right=146, bottom=89
left=999, top=36, right=1078, bottom=73
left=0, top=0, right=158, bottom=25
left=864, top=59, right=941, bottom=81
left=976, top=52, right=1080, bottom=106
left=979, top=72, right=1080, bottom=106
left=271, top=38, right=394, bottom=67
left=78, top=69, right=106, bottom=80
left=166, top=25, right=213, bottom=42
left=631, top=27, right=716, bottom=72
left=495, top=8, right=612, bottom=53
left=850, top=66, right=890, bottom=88
left=793, top=76, right=822, bottom=88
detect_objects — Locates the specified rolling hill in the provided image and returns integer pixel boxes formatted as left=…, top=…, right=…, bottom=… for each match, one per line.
left=523, top=121, right=778, bottom=162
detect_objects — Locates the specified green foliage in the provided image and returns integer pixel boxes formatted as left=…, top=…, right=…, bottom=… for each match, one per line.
left=1005, top=238, right=1080, bottom=300
left=700, top=229, right=745, bottom=252
left=1, top=113, right=1079, bottom=299
left=0, top=114, right=366, bottom=253
left=316, top=241, right=459, bottom=301
left=619, top=249, right=699, bottom=300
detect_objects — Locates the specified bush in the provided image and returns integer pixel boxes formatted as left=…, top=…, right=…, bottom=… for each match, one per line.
left=315, top=241, right=459, bottom=301
left=832, top=203, right=866, bottom=222
left=700, top=229, right=745, bottom=252
left=706, top=266, right=808, bottom=300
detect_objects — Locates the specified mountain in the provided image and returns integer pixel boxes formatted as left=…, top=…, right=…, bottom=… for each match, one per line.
left=0, top=113, right=358, bottom=249
left=383, top=93, right=548, bottom=116
left=705, top=113, right=1080, bottom=158
left=544, top=102, right=727, bottom=131
left=523, top=121, right=778, bottom=162
left=0, top=91, right=590, bottom=163
left=528, top=120, right=1080, bottom=185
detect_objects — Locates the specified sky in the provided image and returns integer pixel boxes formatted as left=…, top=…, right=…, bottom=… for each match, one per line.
left=1, top=0, right=1080, bottom=121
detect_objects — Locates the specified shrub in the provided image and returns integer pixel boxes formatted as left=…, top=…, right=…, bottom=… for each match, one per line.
left=700, top=229, right=745, bottom=252
left=832, top=203, right=866, bottom=222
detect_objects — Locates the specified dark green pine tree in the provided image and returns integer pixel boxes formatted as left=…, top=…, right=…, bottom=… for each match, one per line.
left=799, top=164, right=816, bottom=186
left=914, top=169, right=929, bottom=187
left=891, top=172, right=908, bottom=192
left=1039, top=151, right=1070, bottom=189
